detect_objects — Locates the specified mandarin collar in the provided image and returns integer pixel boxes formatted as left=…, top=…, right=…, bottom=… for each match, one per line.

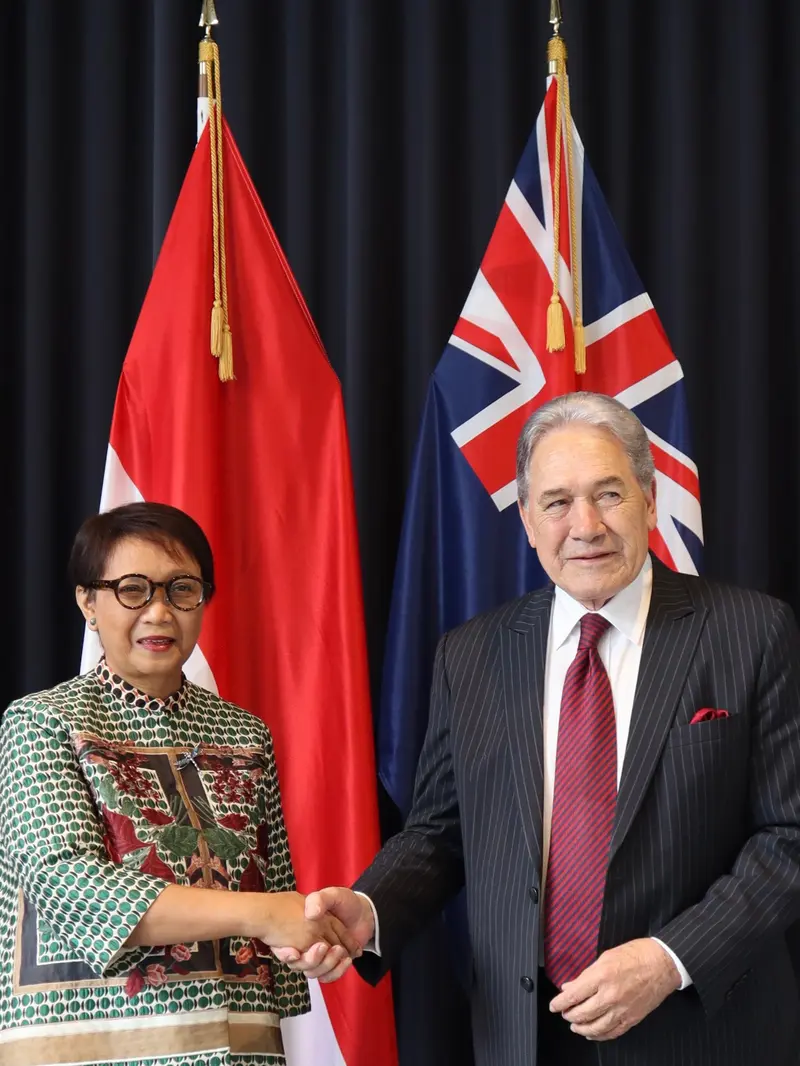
left=94, top=659, right=189, bottom=715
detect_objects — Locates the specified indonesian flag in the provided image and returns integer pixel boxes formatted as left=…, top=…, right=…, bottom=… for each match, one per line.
left=81, top=119, right=398, bottom=1066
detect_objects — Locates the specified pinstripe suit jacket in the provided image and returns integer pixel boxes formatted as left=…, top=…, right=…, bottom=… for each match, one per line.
left=355, top=559, right=800, bottom=1065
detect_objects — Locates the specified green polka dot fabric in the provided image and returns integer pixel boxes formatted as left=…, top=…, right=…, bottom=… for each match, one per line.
left=0, top=663, right=310, bottom=1065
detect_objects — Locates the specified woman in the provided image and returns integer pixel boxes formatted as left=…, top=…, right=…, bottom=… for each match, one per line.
left=0, top=502, right=357, bottom=1066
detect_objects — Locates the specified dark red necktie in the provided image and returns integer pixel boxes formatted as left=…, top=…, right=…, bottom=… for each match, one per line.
left=544, top=612, right=617, bottom=988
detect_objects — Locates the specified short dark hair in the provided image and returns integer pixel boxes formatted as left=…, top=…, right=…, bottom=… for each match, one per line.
left=69, top=502, right=215, bottom=599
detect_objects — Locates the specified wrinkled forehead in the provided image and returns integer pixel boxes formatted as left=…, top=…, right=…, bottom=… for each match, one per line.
left=529, top=424, right=638, bottom=493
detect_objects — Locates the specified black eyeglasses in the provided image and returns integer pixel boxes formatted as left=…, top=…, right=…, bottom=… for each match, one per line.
left=88, top=574, right=213, bottom=611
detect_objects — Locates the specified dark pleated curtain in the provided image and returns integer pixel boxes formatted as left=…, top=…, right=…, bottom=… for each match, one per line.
left=3, top=2, right=800, bottom=1062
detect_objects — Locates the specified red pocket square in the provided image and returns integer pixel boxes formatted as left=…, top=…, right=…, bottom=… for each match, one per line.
left=690, top=707, right=730, bottom=724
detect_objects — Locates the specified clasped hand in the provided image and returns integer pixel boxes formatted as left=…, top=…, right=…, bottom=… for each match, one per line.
left=265, top=891, right=363, bottom=966
left=272, top=888, right=375, bottom=982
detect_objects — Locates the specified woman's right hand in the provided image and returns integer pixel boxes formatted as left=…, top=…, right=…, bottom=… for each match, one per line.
left=262, top=892, right=362, bottom=958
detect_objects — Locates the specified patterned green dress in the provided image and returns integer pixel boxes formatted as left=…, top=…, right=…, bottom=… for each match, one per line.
left=0, top=662, right=310, bottom=1066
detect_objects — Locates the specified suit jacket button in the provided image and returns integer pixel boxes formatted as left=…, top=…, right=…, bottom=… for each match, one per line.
left=520, top=976, right=535, bottom=993
left=528, top=887, right=539, bottom=904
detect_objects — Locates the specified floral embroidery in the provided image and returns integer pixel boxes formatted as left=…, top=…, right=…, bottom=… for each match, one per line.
left=145, top=963, right=169, bottom=988
left=257, top=963, right=275, bottom=992
left=125, top=947, right=193, bottom=999
left=211, top=766, right=257, bottom=806
left=108, top=757, right=161, bottom=801
left=124, top=968, right=145, bottom=998
left=219, top=812, right=249, bottom=831
left=101, top=808, right=176, bottom=883
left=235, top=944, right=255, bottom=964
left=231, top=940, right=276, bottom=988
left=141, top=807, right=175, bottom=826
left=184, top=853, right=231, bottom=885
left=124, top=937, right=274, bottom=1000
left=239, top=823, right=271, bottom=893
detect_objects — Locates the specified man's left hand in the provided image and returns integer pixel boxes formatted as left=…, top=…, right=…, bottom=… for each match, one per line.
left=550, top=939, right=682, bottom=1041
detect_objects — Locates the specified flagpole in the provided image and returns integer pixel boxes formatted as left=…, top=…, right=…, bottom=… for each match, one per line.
left=197, top=0, right=218, bottom=141
left=549, top=0, right=562, bottom=43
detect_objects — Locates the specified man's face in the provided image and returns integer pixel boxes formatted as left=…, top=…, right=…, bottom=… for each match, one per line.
left=518, top=424, right=657, bottom=609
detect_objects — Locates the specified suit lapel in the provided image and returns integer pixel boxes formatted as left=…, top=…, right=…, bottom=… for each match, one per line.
left=609, top=559, right=708, bottom=862
left=500, top=587, right=553, bottom=880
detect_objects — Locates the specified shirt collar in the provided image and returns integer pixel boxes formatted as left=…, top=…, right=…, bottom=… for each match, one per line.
left=551, top=554, right=653, bottom=650
left=94, top=658, right=189, bottom=715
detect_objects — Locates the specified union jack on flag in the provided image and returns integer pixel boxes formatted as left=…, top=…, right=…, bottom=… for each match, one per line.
left=378, top=75, right=703, bottom=818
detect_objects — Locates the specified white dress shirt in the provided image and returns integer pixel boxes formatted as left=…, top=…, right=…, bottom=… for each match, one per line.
left=542, top=555, right=689, bottom=987
left=365, top=555, right=690, bottom=988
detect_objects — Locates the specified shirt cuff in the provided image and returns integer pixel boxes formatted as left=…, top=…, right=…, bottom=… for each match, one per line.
left=354, top=891, right=381, bottom=956
left=651, top=937, right=692, bottom=989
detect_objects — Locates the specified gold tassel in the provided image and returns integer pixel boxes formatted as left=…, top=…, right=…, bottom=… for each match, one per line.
left=546, top=31, right=588, bottom=374
left=547, top=295, right=566, bottom=351
left=211, top=299, right=223, bottom=356
left=219, top=323, right=234, bottom=381
left=573, top=320, right=586, bottom=375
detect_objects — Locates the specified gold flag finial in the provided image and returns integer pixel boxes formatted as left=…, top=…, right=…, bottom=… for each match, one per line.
left=199, top=0, right=218, bottom=35
left=549, top=0, right=563, bottom=36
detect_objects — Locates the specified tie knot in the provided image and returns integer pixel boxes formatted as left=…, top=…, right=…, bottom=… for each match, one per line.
left=578, top=612, right=611, bottom=650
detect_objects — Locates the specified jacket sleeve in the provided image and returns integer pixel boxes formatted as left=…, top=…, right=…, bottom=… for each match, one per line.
left=259, top=727, right=311, bottom=1016
left=656, top=600, right=800, bottom=1014
left=0, top=704, right=168, bottom=978
left=355, top=634, right=466, bottom=984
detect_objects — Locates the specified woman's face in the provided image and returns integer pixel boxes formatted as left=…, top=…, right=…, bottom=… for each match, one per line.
left=76, top=536, right=205, bottom=698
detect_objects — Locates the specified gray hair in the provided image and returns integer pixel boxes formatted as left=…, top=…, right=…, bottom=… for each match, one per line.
left=516, top=391, right=655, bottom=507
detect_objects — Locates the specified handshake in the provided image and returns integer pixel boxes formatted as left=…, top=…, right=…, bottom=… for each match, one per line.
left=267, top=887, right=374, bottom=983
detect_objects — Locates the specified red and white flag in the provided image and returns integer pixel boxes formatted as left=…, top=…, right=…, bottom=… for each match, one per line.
left=82, top=118, right=398, bottom=1066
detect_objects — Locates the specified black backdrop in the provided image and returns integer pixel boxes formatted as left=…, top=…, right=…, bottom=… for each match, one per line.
left=4, top=1, right=800, bottom=1061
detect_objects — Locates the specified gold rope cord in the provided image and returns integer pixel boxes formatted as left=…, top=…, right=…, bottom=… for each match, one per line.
left=211, top=40, right=233, bottom=381
left=562, top=66, right=585, bottom=374
left=200, top=40, right=222, bottom=358
left=199, top=38, right=234, bottom=381
left=545, top=36, right=566, bottom=353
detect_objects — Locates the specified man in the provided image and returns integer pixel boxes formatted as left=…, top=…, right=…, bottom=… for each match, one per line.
left=278, top=392, right=800, bottom=1065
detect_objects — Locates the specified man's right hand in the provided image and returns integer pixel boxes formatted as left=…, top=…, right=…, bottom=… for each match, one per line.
left=262, top=891, right=363, bottom=960
left=272, top=887, right=375, bottom=982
